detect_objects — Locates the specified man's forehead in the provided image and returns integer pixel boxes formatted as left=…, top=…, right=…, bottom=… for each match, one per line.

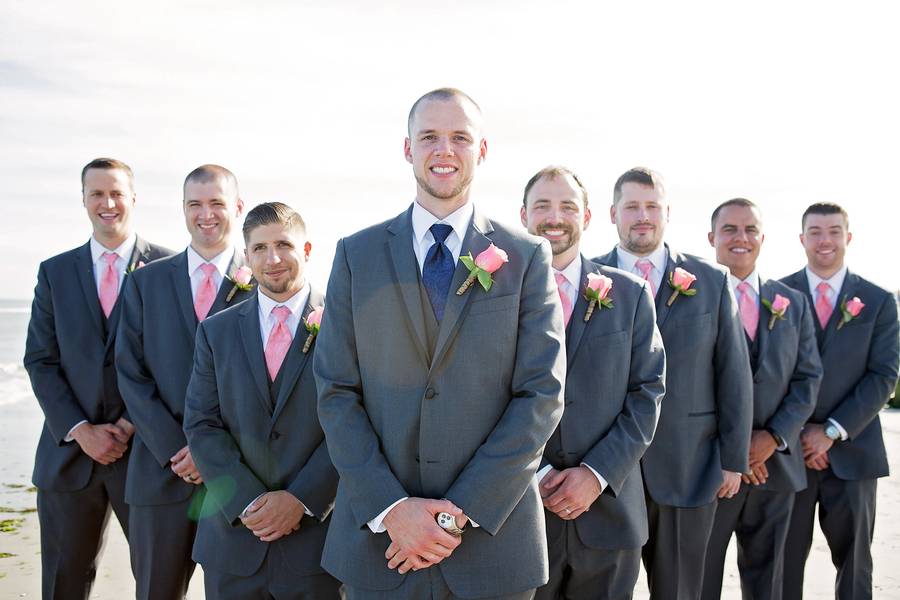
left=410, top=98, right=482, bottom=133
left=805, top=214, right=846, bottom=229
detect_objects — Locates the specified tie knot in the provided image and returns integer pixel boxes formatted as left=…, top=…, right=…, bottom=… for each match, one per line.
left=271, top=305, right=291, bottom=324
left=635, top=259, right=653, bottom=278
left=554, top=272, right=567, bottom=287
left=737, top=281, right=752, bottom=296
left=816, top=281, right=832, bottom=296
left=199, top=263, right=217, bottom=278
left=430, top=223, right=453, bottom=245
left=102, top=252, right=118, bottom=266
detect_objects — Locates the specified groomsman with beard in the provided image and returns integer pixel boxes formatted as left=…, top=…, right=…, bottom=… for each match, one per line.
left=116, top=165, right=255, bottom=599
left=781, top=203, right=899, bottom=599
left=521, top=166, right=666, bottom=600
left=701, top=198, right=822, bottom=600
left=24, top=158, right=173, bottom=599
left=594, top=167, right=753, bottom=600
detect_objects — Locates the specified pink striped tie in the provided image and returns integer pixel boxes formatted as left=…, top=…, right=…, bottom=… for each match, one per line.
left=635, top=259, right=656, bottom=296
left=555, top=272, right=573, bottom=327
left=98, top=252, right=119, bottom=318
left=737, top=281, right=758, bottom=341
left=194, top=263, right=218, bottom=321
left=265, top=306, right=293, bottom=380
left=815, top=281, right=833, bottom=328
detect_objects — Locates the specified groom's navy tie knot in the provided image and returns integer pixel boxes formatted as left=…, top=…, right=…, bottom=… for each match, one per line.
left=423, top=223, right=455, bottom=321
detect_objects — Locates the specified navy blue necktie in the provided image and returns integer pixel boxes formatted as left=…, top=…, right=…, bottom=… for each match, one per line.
left=423, top=223, right=455, bottom=321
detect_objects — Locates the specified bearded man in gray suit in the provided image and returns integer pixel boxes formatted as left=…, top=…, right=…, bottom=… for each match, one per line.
left=314, top=88, right=566, bottom=599
left=593, top=167, right=753, bottom=600
left=520, top=166, right=665, bottom=600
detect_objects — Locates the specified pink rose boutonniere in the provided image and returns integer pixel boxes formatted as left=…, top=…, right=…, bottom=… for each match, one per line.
left=302, top=306, right=324, bottom=353
left=837, top=296, right=865, bottom=330
left=761, top=293, right=790, bottom=330
left=127, top=260, right=145, bottom=273
left=583, top=273, right=613, bottom=322
left=225, top=266, right=254, bottom=302
left=666, top=267, right=698, bottom=306
left=456, top=244, right=508, bottom=295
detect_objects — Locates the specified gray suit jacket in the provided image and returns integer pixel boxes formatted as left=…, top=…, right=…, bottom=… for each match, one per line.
left=314, top=206, right=566, bottom=597
left=594, top=246, right=753, bottom=507
left=781, top=268, right=899, bottom=480
left=183, top=289, right=337, bottom=577
left=116, top=249, right=255, bottom=506
left=542, top=257, right=665, bottom=550
left=25, top=237, right=173, bottom=492
left=750, top=277, right=822, bottom=492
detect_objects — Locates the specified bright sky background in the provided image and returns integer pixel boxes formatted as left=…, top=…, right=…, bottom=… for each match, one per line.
left=2, top=0, right=898, bottom=299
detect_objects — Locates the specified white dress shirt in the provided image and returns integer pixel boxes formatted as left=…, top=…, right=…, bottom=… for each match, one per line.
left=615, top=244, right=668, bottom=295
left=805, top=265, right=850, bottom=440
left=186, top=246, right=234, bottom=299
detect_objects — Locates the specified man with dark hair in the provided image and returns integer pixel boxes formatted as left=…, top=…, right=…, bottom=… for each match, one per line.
left=24, top=158, right=173, bottom=599
left=594, top=167, right=753, bottom=600
left=116, top=164, right=252, bottom=599
left=315, top=89, right=566, bottom=599
left=781, top=202, right=899, bottom=599
left=184, top=201, right=340, bottom=599
left=521, top=166, right=665, bottom=600
left=701, top=199, right=822, bottom=600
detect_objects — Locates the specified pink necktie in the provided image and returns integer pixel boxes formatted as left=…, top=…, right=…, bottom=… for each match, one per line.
left=99, top=252, right=120, bottom=318
left=815, top=281, right=833, bottom=328
left=194, top=263, right=218, bottom=321
left=635, top=259, right=656, bottom=296
left=737, top=281, right=758, bottom=341
left=265, top=306, right=293, bottom=380
left=555, top=272, right=573, bottom=327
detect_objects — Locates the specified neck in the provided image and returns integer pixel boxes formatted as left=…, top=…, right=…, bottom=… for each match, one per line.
left=191, top=242, right=229, bottom=262
left=808, top=263, right=843, bottom=280
left=731, top=266, right=755, bottom=281
left=415, top=193, right=470, bottom=220
left=552, top=249, right=578, bottom=271
left=620, top=243, right=660, bottom=259
left=94, top=230, right=131, bottom=251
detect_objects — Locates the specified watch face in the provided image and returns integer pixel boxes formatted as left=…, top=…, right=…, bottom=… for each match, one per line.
left=437, top=513, right=455, bottom=529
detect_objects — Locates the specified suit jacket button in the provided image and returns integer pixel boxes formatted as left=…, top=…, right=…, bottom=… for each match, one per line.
left=424, top=388, right=436, bottom=400
left=270, top=431, right=280, bottom=440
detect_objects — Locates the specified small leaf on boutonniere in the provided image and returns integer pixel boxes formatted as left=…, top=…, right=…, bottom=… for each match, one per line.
left=302, top=306, right=324, bottom=353
left=225, top=266, right=254, bottom=303
left=583, top=273, right=613, bottom=322
left=127, top=260, right=145, bottom=273
left=761, top=293, right=790, bottom=330
left=836, top=296, right=865, bottom=330
left=666, top=267, right=698, bottom=306
left=456, top=244, right=508, bottom=295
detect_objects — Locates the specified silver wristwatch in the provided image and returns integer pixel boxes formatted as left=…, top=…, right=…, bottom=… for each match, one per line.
left=824, top=423, right=841, bottom=441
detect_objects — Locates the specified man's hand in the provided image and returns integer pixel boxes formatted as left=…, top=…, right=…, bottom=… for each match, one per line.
left=240, top=491, right=304, bottom=542
left=801, top=424, right=833, bottom=469
left=717, top=470, right=742, bottom=499
left=805, top=452, right=830, bottom=471
left=742, top=462, right=769, bottom=485
left=114, top=417, right=135, bottom=443
left=170, top=446, right=203, bottom=484
left=72, top=423, right=128, bottom=464
left=382, top=498, right=462, bottom=574
left=540, top=466, right=601, bottom=520
left=748, top=429, right=778, bottom=468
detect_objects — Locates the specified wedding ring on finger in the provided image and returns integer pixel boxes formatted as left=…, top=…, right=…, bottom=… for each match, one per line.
left=564, top=507, right=571, bottom=515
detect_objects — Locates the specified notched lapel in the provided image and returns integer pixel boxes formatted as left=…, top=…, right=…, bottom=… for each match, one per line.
left=821, top=271, right=859, bottom=352
left=171, top=252, right=199, bottom=335
left=654, top=249, right=679, bottom=329
left=754, top=278, right=776, bottom=375
left=211, top=251, right=251, bottom=315
left=75, top=242, right=105, bottom=339
left=387, top=210, right=431, bottom=367
left=238, top=297, right=274, bottom=414
left=564, top=260, right=594, bottom=362
left=271, top=289, right=323, bottom=422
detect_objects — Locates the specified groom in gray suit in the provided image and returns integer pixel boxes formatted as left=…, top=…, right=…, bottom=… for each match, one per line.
left=701, top=199, right=822, bottom=600
left=116, top=165, right=254, bottom=599
left=521, top=166, right=665, bottom=600
left=594, top=167, right=753, bottom=600
left=314, top=88, right=566, bottom=599
left=24, top=158, right=173, bottom=599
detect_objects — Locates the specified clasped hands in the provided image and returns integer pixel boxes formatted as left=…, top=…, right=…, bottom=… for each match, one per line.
left=241, top=491, right=306, bottom=543
left=72, top=417, right=135, bottom=465
left=800, top=423, right=833, bottom=471
left=540, top=466, right=601, bottom=520
left=170, top=445, right=203, bottom=484
left=383, top=498, right=469, bottom=574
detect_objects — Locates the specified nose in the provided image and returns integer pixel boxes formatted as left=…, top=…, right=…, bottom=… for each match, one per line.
left=434, top=136, right=454, bottom=156
left=105, top=196, right=116, bottom=209
left=266, top=247, right=281, bottom=264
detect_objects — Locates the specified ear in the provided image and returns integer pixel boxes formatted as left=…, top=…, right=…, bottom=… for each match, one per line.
left=846, top=231, right=852, bottom=246
left=519, top=205, right=528, bottom=228
left=404, top=138, right=413, bottom=164
left=235, top=197, right=245, bottom=217
left=799, top=233, right=806, bottom=247
left=608, top=203, right=617, bottom=225
left=582, top=207, right=592, bottom=231
left=244, top=247, right=250, bottom=263
left=707, top=232, right=715, bottom=247
left=477, top=138, right=488, bottom=164
left=303, top=241, right=312, bottom=260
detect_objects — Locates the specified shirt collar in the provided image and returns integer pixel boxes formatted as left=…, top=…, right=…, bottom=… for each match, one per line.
left=729, top=267, right=760, bottom=296
left=90, top=233, right=137, bottom=266
left=554, top=255, right=583, bottom=290
left=616, top=244, right=668, bottom=274
left=257, top=281, right=310, bottom=321
left=411, top=200, right=473, bottom=247
left=805, top=265, right=847, bottom=296
left=187, top=246, right=235, bottom=277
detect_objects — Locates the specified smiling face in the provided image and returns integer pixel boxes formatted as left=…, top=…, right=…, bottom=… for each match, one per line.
left=801, top=212, right=851, bottom=279
left=609, top=182, right=669, bottom=257
left=244, top=222, right=310, bottom=303
left=404, top=96, right=487, bottom=218
left=708, top=203, right=764, bottom=280
left=521, top=173, right=591, bottom=270
left=183, top=176, right=244, bottom=260
left=82, top=167, right=136, bottom=247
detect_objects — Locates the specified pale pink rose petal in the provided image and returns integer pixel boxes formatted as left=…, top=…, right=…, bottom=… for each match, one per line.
left=234, top=266, right=253, bottom=285
left=306, top=306, right=324, bottom=328
left=772, top=294, right=791, bottom=313
left=846, top=297, right=865, bottom=317
left=586, top=273, right=613, bottom=300
left=672, top=267, right=697, bottom=290
left=474, top=244, right=509, bottom=273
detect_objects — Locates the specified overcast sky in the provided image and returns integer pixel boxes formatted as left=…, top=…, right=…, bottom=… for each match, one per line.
left=2, top=0, right=898, bottom=298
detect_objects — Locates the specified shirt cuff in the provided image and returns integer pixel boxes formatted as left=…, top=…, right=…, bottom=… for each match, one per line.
left=535, top=464, right=553, bottom=484
left=367, top=497, right=408, bottom=533
left=827, top=418, right=849, bottom=441
left=64, top=420, right=88, bottom=443
left=240, top=492, right=268, bottom=519
left=580, top=463, right=608, bottom=494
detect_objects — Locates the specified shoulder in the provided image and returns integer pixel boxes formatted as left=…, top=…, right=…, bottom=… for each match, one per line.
left=200, top=299, right=249, bottom=336
left=143, top=241, right=177, bottom=261
left=129, top=251, right=181, bottom=283
left=485, top=219, right=549, bottom=259
left=777, top=268, right=806, bottom=289
left=38, top=244, right=85, bottom=277
left=340, top=216, right=396, bottom=251
left=677, top=252, right=729, bottom=279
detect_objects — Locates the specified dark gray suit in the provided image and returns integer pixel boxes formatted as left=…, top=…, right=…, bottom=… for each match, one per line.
left=183, top=289, right=340, bottom=600
left=24, top=237, right=173, bottom=600
left=536, top=258, right=665, bottom=600
left=594, top=246, right=753, bottom=600
left=702, top=277, right=822, bottom=600
left=115, top=249, right=254, bottom=600
left=781, top=269, right=899, bottom=600
left=314, top=206, right=566, bottom=599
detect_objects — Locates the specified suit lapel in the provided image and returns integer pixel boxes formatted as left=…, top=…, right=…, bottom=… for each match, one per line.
left=104, top=237, right=153, bottom=350
left=755, top=277, right=774, bottom=375
left=209, top=250, right=248, bottom=316
left=430, top=209, right=495, bottom=371
left=821, top=270, right=859, bottom=352
left=387, top=208, right=431, bottom=367
left=654, top=247, right=679, bottom=329
left=170, top=251, right=199, bottom=335
left=75, top=242, right=105, bottom=340
left=237, top=296, right=274, bottom=414
left=271, top=288, right=323, bottom=422
left=564, top=258, right=593, bottom=362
